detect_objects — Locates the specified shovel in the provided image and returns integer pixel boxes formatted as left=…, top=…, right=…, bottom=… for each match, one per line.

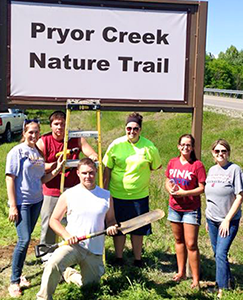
left=35, top=209, right=165, bottom=258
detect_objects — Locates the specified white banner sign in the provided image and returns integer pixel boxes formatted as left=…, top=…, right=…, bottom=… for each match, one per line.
left=10, top=1, right=188, bottom=101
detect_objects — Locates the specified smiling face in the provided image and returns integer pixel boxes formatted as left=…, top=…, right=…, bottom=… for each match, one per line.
left=77, top=163, right=97, bottom=190
left=51, top=117, right=65, bottom=140
left=178, top=137, right=193, bottom=159
left=23, top=123, right=40, bottom=148
left=125, top=122, right=141, bottom=143
left=212, top=144, right=229, bottom=166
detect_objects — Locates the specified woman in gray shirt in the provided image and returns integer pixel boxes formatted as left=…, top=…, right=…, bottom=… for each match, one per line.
left=205, top=139, right=243, bottom=299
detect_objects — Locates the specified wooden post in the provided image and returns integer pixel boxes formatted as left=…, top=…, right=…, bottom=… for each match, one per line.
left=187, top=1, right=208, bottom=278
left=191, top=1, right=208, bottom=160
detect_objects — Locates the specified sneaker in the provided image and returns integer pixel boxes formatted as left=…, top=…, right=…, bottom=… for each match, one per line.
left=20, top=276, right=30, bottom=288
left=8, top=283, right=22, bottom=298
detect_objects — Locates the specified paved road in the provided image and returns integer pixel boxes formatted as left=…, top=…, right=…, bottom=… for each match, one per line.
left=204, top=95, right=243, bottom=111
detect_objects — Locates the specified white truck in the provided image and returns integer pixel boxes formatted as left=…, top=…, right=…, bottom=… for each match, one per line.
left=0, top=109, right=26, bottom=142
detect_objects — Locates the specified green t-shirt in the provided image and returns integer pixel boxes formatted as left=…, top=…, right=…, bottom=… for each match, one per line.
left=103, top=135, right=161, bottom=199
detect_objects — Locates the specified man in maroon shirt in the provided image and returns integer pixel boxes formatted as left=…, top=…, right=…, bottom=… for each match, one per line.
left=37, top=111, right=98, bottom=260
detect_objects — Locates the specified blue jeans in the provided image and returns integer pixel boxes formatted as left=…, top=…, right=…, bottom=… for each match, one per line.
left=11, top=201, right=43, bottom=284
left=207, top=218, right=240, bottom=289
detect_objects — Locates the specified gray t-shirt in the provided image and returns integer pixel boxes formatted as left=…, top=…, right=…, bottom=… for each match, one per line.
left=205, top=162, right=243, bottom=222
left=5, top=143, right=45, bottom=205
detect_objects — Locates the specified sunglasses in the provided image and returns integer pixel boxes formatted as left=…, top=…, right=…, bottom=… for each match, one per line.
left=126, top=126, right=140, bottom=133
left=24, top=119, right=40, bottom=125
left=214, top=149, right=227, bottom=154
left=23, top=119, right=40, bottom=129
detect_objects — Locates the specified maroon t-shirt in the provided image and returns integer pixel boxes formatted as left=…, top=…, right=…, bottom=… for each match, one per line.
left=42, top=132, right=81, bottom=197
left=165, top=157, right=206, bottom=211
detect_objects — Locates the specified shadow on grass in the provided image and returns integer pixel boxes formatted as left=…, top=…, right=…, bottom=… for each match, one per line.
left=200, top=255, right=243, bottom=290
left=23, top=248, right=243, bottom=300
left=54, top=249, right=217, bottom=300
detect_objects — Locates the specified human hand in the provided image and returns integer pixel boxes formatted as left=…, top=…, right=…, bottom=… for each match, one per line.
left=168, top=179, right=179, bottom=192
left=9, top=206, right=18, bottom=223
left=106, top=224, right=118, bottom=236
left=205, top=222, right=209, bottom=233
left=56, top=154, right=65, bottom=172
left=219, top=219, right=230, bottom=237
left=65, top=235, right=79, bottom=245
left=89, top=154, right=98, bottom=162
left=170, top=185, right=186, bottom=197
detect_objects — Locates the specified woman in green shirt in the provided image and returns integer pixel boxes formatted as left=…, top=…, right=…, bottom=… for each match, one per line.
left=103, top=112, right=162, bottom=267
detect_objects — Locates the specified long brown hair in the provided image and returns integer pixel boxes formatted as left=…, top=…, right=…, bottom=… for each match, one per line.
left=178, top=134, right=197, bottom=162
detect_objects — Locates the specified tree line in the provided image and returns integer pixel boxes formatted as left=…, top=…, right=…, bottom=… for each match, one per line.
left=204, top=45, right=243, bottom=90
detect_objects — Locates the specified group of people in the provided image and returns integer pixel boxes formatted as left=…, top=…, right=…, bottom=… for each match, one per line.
left=5, top=111, right=243, bottom=299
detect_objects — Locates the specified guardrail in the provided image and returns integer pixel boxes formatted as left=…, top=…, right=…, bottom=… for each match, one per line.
left=204, top=88, right=243, bottom=99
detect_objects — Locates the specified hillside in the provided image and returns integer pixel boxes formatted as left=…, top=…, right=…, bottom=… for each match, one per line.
left=0, top=110, right=243, bottom=299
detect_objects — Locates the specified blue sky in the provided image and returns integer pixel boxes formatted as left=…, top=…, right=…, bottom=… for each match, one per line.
left=206, top=0, right=243, bottom=56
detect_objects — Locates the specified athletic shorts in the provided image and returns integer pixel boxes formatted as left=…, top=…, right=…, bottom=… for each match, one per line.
left=113, top=196, right=152, bottom=236
left=167, top=206, right=201, bottom=226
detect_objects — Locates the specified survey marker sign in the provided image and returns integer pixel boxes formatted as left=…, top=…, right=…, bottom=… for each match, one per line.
left=1, top=0, right=207, bottom=109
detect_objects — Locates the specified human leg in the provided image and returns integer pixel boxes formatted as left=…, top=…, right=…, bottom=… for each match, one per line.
left=37, top=244, right=81, bottom=300
left=213, top=219, right=239, bottom=289
left=40, top=195, right=59, bottom=245
left=113, top=235, right=126, bottom=258
left=131, top=235, right=143, bottom=260
left=79, top=249, right=104, bottom=286
left=170, top=222, right=187, bottom=281
left=183, top=223, right=200, bottom=287
left=206, top=218, right=219, bottom=256
left=11, top=202, right=42, bottom=284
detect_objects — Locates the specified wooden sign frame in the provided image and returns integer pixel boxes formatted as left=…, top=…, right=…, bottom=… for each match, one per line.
left=0, top=0, right=208, bottom=156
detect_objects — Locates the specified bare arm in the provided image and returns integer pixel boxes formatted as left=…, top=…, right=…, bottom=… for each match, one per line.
left=151, top=164, right=162, bottom=171
left=36, top=138, right=57, bottom=172
left=41, top=155, right=65, bottom=184
left=103, top=167, right=112, bottom=190
left=219, top=192, right=243, bottom=237
left=49, top=193, right=78, bottom=244
left=6, top=174, right=19, bottom=223
left=105, top=196, right=118, bottom=236
left=80, top=137, right=98, bottom=161
left=169, top=182, right=205, bottom=197
left=165, top=178, right=172, bottom=193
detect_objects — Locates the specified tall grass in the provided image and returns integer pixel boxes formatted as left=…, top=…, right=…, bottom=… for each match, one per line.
left=0, top=110, right=243, bottom=299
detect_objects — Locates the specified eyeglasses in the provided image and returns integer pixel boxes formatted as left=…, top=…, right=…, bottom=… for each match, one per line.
left=126, top=126, right=140, bottom=133
left=214, top=149, right=227, bottom=154
left=180, top=143, right=192, bottom=148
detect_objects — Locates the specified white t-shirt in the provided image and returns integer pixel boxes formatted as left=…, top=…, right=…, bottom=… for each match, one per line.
left=65, top=184, right=110, bottom=255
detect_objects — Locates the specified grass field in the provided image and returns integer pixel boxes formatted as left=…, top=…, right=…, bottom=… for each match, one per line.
left=0, top=109, right=243, bottom=299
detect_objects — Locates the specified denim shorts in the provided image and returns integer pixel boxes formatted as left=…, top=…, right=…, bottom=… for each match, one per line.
left=167, top=206, right=201, bottom=225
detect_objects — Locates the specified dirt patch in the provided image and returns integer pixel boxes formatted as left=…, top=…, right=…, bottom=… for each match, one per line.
left=0, top=239, right=39, bottom=272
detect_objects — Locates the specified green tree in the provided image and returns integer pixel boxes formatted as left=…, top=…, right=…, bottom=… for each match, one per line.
left=205, top=46, right=243, bottom=90
left=205, top=58, right=235, bottom=89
